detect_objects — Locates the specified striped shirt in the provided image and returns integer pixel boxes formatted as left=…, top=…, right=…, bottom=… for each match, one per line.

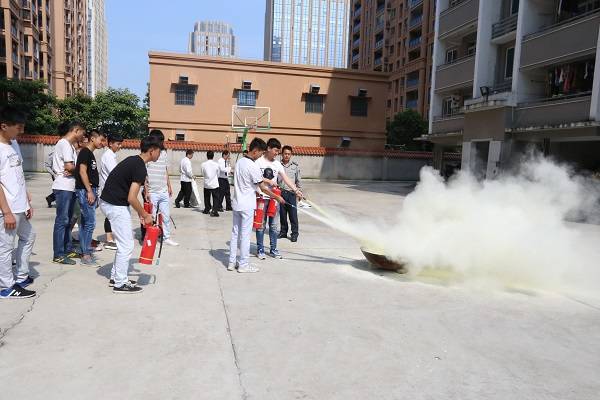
left=146, top=150, right=169, bottom=193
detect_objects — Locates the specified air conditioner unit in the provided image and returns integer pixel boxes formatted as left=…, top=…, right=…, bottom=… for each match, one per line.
left=309, top=84, right=320, bottom=94
left=358, top=88, right=368, bottom=97
left=242, top=80, right=252, bottom=89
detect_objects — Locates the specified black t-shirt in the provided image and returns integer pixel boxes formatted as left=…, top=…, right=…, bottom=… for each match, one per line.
left=100, top=155, right=147, bottom=206
left=75, top=147, right=99, bottom=189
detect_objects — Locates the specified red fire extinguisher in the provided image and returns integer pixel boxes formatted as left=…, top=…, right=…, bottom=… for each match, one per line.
left=253, top=196, right=266, bottom=230
left=266, top=187, right=281, bottom=217
left=139, top=205, right=164, bottom=265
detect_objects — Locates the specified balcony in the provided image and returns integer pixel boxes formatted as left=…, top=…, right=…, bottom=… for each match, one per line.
left=409, top=0, right=423, bottom=9
left=409, top=14, right=423, bottom=29
left=375, top=20, right=384, bottom=32
left=376, top=4, right=385, bottom=15
left=408, top=36, right=422, bottom=49
left=353, top=7, right=361, bottom=19
left=492, top=14, right=517, bottom=40
left=406, top=78, right=419, bottom=88
left=406, top=99, right=418, bottom=109
left=521, top=10, right=600, bottom=70
left=353, top=23, right=361, bottom=34
left=352, top=38, right=360, bottom=49
left=432, top=113, right=465, bottom=134
left=435, top=55, right=474, bottom=92
left=374, top=38, right=384, bottom=50
left=352, top=53, right=360, bottom=63
left=374, top=56, right=383, bottom=66
left=514, top=93, right=592, bottom=128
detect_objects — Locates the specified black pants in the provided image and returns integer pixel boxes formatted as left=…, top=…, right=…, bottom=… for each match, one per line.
left=175, top=181, right=193, bottom=207
left=280, top=190, right=299, bottom=238
left=104, top=218, right=112, bottom=233
left=203, top=188, right=219, bottom=213
left=218, top=178, right=231, bottom=210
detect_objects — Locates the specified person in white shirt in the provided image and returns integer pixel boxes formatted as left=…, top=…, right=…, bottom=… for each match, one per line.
left=0, top=108, right=36, bottom=299
left=99, top=133, right=123, bottom=250
left=51, top=121, right=86, bottom=265
left=228, top=138, right=284, bottom=273
left=254, top=138, right=303, bottom=260
left=217, top=150, right=232, bottom=211
left=201, top=150, right=221, bottom=216
left=175, top=150, right=194, bottom=208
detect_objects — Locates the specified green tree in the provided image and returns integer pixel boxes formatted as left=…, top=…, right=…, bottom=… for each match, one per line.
left=0, top=78, right=59, bottom=134
left=386, top=109, right=429, bottom=151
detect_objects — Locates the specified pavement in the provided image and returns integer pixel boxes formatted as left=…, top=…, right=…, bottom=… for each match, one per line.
left=1, top=174, right=599, bottom=400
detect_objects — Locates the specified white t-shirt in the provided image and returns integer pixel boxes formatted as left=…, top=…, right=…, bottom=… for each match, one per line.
left=232, top=157, right=263, bottom=212
left=51, top=138, right=77, bottom=192
left=99, top=148, right=118, bottom=191
left=180, top=157, right=194, bottom=183
left=217, top=157, right=231, bottom=179
left=201, top=160, right=220, bottom=189
left=255, top=155, right=284, bottom=198
left=0, top=142, right=29, bottom=215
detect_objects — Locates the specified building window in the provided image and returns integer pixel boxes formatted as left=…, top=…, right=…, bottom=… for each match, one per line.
left=445, top=48, right=457, bottom=64
left=350, top=97, right=368, bottom=116
left=175, top=132, right=186, bottom=141
left=175, top=84, right=195, bottom=106
left=305, top=94, right=324, bottom=113
left=510, top=0, right=519, bottom=15
left=237, top=89, right=256, bottom=106
left=505, top=47, right=515, bottom=79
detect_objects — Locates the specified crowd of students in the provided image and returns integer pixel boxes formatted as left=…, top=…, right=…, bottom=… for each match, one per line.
left=0, top=106, right=304, bottom=298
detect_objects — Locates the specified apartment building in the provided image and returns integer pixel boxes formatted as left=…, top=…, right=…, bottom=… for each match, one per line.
left=349, top=0, right=436, bottom=121
left=264, top=0, right=350, bottom=68
left=0, top=0, right=52, bottom=83
left=87, top=0, right=107, bottom=96
left=189, top=21, right=236, bottom=58
left=428, top=0, right=600, bottom=176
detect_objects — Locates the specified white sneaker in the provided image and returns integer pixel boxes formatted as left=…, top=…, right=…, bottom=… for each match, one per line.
left=257, top=251, right=266, bottom=260
left=238, top=264, right=260, bottom=273
left=227, top=262, right=237, bottom=271
left=164, top=238, right=179, bottom=246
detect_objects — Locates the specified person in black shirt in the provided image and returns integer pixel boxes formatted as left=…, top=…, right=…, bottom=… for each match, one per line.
left=100, top=135, right=161, bottom=294
left=75, top=129, right=106, bottom=266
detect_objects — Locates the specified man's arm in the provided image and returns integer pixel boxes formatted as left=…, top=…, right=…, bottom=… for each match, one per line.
left=185, top=159, right=194, bottom=179
left=258, top=181, right=285, bottom=204
left=278, top=170, right=303, bottom=197
left=143, top=178, right=150, bottom=202
left=0, top=186, right=16, bottom=229
left=26, top=190, right=33, bottom=219
left=295, top=164, right=302, bottom=190
left=129, top=182, right=152, bottom=225
left=79, top=162, right=96, bottom=205
left=165, top=166, right=173, bottom=197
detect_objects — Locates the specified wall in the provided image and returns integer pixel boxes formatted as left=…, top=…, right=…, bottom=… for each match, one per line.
left=148, top=52, right=389, bottom=150
left=16, top=136, right=462, bottom=181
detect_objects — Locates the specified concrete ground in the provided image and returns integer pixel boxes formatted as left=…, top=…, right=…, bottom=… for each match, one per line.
left=1, top=174, right=600, bottom=400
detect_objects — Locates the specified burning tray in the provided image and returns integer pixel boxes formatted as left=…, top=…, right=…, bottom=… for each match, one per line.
left=361, top=247, right=406, bottom=272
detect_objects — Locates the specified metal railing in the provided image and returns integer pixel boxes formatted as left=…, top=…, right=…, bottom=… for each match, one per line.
left=352, top=38, right=360, bottom=48
left=408, top=36, right=422, bottom=48
left=409, top=0, right=424, bottom=8
left=523, top=7, right=600, bottom=40
left=406, top=78, right=419, bottom=87
left=410, top=14, right=423, bottom=28
left=374, top=38, right=384, bottom=50
left=376, top=4, right=385, bottom=15
left=353, top=23, right=361, bottom=34
left=352, top=53, right=360, bottom=63
left=492, top=80, right=512, bottom=93
left=406, top=99, right=418, bottom=109
left=353, top=7, right=362, bottom=18
left=374, top=56, right=383, bottom=66
left=375, top=20, right=385, bottom=32
left=517, top=91, right=592, bottom=107
left=492, top=14, right=518, bottom=39
left=434, top=111, right=465, bottom=121
left=437, top=53, right=475, bottom=69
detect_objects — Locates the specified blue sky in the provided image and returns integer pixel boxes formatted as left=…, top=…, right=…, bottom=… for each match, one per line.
left=106, top=0, right=266, bottom=100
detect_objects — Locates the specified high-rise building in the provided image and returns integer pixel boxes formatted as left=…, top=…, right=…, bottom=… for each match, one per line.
left=189, top=21, right=236, bottom=57
left=427, top=0, right=600, bottom=176
left=0, top=0, right=52, bottom=83
left=52, top=0, right=88, bottom=98
left=349, top=0, right=436, bottom=121
left=264, top=0, right=350, bottom=68
left=87, top=0, right=108, bottom=96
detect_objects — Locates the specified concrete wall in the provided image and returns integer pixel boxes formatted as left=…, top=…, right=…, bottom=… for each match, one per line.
left=18, top=142, right=432, bottom=181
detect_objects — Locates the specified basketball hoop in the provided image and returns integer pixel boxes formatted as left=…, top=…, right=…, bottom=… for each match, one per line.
left=231, top=105, right=271, bottom=151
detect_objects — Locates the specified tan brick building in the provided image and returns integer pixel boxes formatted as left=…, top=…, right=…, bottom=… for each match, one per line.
left=148, top=51, right=389, bottom=150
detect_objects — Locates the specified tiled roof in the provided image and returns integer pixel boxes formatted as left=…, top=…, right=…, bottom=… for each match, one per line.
left=17, top=135, right=460, bottom=160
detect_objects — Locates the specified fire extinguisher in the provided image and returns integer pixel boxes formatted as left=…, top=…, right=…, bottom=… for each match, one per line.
left=253, top=196, right=266, bottom=230
left=139, top=205, right=164, bottom=265
left=266, top=186, right=281, bottom=217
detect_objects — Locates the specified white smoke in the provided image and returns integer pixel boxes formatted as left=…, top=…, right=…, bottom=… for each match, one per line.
left=308, top=157, right=600, bottom=295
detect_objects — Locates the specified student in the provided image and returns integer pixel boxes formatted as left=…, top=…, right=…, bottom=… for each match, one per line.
left=175, top=150, right=194, bottom=208
left=100, top=135, right=161, bottom=294
left=217, top=150, right=232, bottom=211
left=144, top=130, right=178, bottom=246
left=99, top=133, right=123, bottom=250
left=75, top=129, right=106, bottom=266
left=255, top=138, right=303, bottom=260
left=52, top=121, right=86, bottom=265
left=228, top=138, right=284, bottom=273
left=201, top=150, right=220, bottom=217
left=0, top=108, right=36, bottom=299
left=278, top=145, right=302, bottom=242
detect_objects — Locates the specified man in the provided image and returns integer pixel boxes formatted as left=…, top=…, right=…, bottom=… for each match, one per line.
left=44, top=151, right=56, bottom=207
left=217, top=150, right=232, bottom=211
left=75, top=129, right=106, bottom=266
left=255, top=138, right=303, bottom=260
left=175, top=150, right=194, bottom=208
left=228, top=138, right=284, bottom=273
left=201, top=150, right=220, bottom=217
left=278, top=145, right=302, bottom=242
left=52, top=121, right=86, bottom=265
left=99, top=133, right=123, bottom=250
left=144, top=130, right=178, bottom=246
left=0, top=108, right=36, bottom=299
left=100, top=135, right=161, bottom=294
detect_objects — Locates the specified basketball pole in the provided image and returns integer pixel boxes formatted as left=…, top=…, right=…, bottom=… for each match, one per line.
left=242, top=127, right=249, bottom=152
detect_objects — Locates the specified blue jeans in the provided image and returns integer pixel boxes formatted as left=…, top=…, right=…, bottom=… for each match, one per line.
left=256, top=200, right=279, bottom=254
left=52, top=190, right=76, bottom=258
left=76, top=188, right=97, bottom=255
